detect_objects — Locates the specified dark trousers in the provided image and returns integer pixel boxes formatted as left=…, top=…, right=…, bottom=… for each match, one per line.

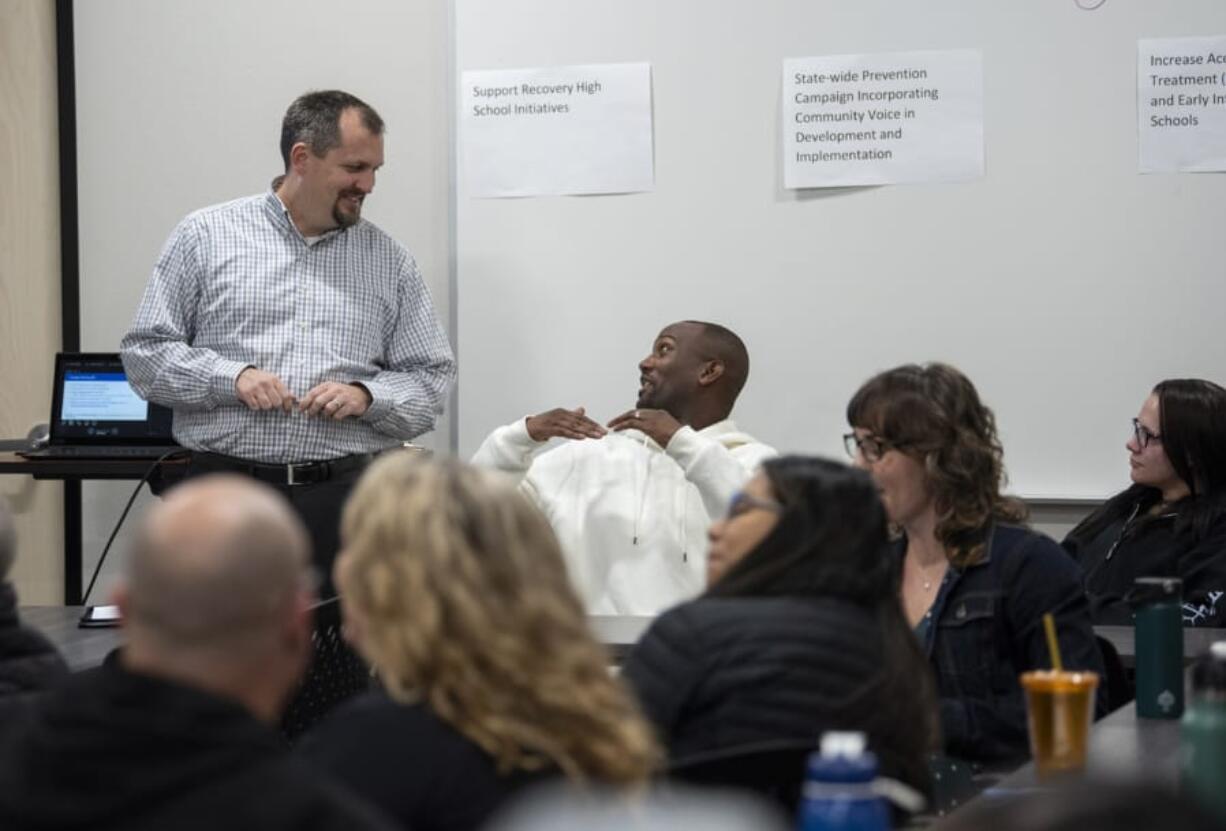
left=185, top=455, right=365, bottom=596
left=257, top=472, right=360, bottom=600
left=184, top=455, right=372, bottom=740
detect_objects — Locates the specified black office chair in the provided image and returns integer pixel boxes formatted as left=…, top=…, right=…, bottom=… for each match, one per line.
left=926, top=753, right=981, bottom=817
left=665, top=739, right=819, bottom=812
left=1096, top=634, right=1134, bottom=714
left=280, top=598, right=372, bottom=742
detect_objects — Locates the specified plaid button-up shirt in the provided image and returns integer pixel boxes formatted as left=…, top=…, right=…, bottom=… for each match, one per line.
left=121, top=189, right=455, bottom=463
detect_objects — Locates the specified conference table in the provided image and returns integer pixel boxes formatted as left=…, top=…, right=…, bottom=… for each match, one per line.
left=1096, top=624, right=1224, bottom=668
left=20, top=606, right=124, bottom=671
left=984, top=697, right=1180, bottom=793
left=17, top=608, right=658, bottom=671
left=24, top=608, right=1225, bottom=677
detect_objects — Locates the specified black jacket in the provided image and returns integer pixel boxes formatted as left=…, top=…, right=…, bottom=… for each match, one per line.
left=905, top=524, right=1106, bottom=765
left=0, top=583, right=67, bottom=704
left=298, top=691, right=550, bottom=831
left=1063, top=491, right=1226, bottom=626
left=621, top=595, right=932, bottom=794
left=0, top=657, right=394, bottom=831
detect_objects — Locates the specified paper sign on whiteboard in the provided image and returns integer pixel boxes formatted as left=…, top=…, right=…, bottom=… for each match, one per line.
left=1138, top=36, right=1226, bottom=173
left=782, top=49, right=984, bottom=188
left=461, top=62, right=654, bottom=198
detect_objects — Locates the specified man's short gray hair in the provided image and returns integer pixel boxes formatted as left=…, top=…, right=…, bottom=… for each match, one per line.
left=279, top=89, right=384, bottom=171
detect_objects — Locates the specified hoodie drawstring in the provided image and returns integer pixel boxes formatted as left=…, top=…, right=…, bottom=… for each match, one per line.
left=632, top=432, right=652, bottom=546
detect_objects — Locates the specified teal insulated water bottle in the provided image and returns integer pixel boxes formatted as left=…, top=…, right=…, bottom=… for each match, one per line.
left=1181, top=642, right=1226, bottom=822
left=1132, top=576, right=1184, bottom=719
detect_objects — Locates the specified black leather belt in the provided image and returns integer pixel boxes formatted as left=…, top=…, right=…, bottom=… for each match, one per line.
left=192, top=451, right=376, bottom=487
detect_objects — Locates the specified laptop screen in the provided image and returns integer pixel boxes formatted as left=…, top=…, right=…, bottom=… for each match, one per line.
left=51, top=353, right=175, bottom=445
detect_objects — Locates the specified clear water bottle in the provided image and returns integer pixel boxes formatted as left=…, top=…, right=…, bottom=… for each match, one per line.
left=1132, top=576, right=1184, bottom=719
left=1181, top=641, right=1226, bottom=822
left=797, top=732, right=889, bottom=831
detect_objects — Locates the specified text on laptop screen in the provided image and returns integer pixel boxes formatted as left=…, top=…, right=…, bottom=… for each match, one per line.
left=60, top=372, right=149, bottom=423
left=51, top=354, right=175, bottom=444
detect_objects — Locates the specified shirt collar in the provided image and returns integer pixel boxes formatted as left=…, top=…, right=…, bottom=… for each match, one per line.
left=263, top=176, right=346, bottom=243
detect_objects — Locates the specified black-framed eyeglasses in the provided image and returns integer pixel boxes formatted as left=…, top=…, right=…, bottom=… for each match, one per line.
left=843, top=432, right=899, bottom=463
left=1132, top=418, right=1161, bottom=450
left=725, top=491, right=784, bottom=520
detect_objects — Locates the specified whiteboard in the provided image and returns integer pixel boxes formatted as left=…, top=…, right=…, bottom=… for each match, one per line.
left=455, top=0, right=1226, bottom=499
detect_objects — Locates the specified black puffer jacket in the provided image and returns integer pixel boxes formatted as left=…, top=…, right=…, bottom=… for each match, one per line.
left=621, top=595, right=931, bottom=794
left=0, top=583, right=67, bottom=703
left=1063, top=490, right=1226, bottom=626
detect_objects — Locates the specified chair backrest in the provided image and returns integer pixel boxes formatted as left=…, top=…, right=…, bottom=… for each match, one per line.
left=666, top=739, right=818, bottom=811
left=1095, top=634, right=1134, bottom=714
left=280, top=599, right=371, bottom=741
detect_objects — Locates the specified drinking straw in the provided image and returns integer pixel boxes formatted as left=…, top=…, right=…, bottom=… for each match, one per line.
left=1043, top=612, right=1063, bottom=672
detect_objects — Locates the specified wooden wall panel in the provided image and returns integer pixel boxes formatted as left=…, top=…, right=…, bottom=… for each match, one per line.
left=0, top=0, right=64, bottom=604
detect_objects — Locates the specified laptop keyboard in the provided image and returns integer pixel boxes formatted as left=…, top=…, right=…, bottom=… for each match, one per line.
left=27, top=446, right=183, bottom=460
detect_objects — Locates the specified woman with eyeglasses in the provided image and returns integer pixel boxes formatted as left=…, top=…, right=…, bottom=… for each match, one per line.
left=621, top=455, right=937, bottom=798
left=1062, top=379, right=1226, bottom=627
left=845, top=363, right=1103, bottom=764
left=299, top=455, right=658, bottom=831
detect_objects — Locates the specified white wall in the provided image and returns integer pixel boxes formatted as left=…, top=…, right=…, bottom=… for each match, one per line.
left=455, top=0, right=1226, bottom=500
left=1, top=0, right=64, bottom=604
left=65, top=0, right=1224, bottom=597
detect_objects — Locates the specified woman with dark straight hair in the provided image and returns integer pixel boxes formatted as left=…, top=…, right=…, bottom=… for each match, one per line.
left=845, top=363, right=1104, bottom=764
left=622, top=455, right=937, bottom=797
left=1063, top=379, right=1226, bottom=626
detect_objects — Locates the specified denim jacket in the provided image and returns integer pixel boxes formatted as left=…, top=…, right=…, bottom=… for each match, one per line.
left=898, top=523, right=1106, bottom=765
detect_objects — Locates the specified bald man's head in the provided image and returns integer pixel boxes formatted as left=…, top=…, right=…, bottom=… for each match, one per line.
left=684, top=321, right=750, bottom=406
left=124, top=475, right=311, bottom=654
left=636, top=321, right=750, bottom=427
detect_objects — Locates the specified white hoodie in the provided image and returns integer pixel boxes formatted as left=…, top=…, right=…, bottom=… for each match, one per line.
left=472, top=418, right=777, bottom=614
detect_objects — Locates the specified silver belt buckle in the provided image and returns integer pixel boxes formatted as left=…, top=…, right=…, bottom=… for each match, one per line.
left=286, top=463, right=310, bottom=486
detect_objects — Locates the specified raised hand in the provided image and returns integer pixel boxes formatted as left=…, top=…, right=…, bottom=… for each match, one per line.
left=525, top=407, right=608, bottom=442
left=607, top=407, right=682, bottom=448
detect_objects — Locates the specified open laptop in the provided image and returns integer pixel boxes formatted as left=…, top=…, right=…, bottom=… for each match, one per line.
left=19, top=352, right=182, bottom=460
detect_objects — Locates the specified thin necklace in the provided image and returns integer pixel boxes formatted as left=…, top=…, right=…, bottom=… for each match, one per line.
left=913, top=558, right=947, bottom=591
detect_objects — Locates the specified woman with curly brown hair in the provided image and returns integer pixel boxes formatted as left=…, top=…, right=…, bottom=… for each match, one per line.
left=299, top=454, right=659, bottom=831
left=845, top=363, right=1104, bottom=765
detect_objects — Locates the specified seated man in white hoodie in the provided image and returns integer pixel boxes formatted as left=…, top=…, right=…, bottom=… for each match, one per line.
left=472, top=321, right=775, bottom=614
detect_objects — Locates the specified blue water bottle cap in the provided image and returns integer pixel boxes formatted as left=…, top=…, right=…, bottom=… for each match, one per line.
left=807, top=732, right=878, bottom=784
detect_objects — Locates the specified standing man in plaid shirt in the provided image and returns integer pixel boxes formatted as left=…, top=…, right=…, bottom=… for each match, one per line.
left=121, top=90, right=456, bottom=595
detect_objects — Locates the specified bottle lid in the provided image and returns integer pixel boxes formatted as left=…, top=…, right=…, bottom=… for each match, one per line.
left=808, top=731, right=877, bottom=783
left=1130, top=576, right=1183, bottom=606
left=1191, top=641, right=1226, bottom=694
left=820, top=731, right=867, bottom=758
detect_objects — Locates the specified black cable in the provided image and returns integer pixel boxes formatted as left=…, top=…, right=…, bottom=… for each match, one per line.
left=79, top=449, right=190, bottom=607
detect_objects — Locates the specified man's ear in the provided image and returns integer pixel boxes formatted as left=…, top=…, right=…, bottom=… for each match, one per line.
left=288, top=142, right=313, bottom=175
left=697, top=360, right=726, bottom=387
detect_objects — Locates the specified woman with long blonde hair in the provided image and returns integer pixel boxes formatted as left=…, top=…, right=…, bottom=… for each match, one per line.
left=300, top=454, right=658, bottom=831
